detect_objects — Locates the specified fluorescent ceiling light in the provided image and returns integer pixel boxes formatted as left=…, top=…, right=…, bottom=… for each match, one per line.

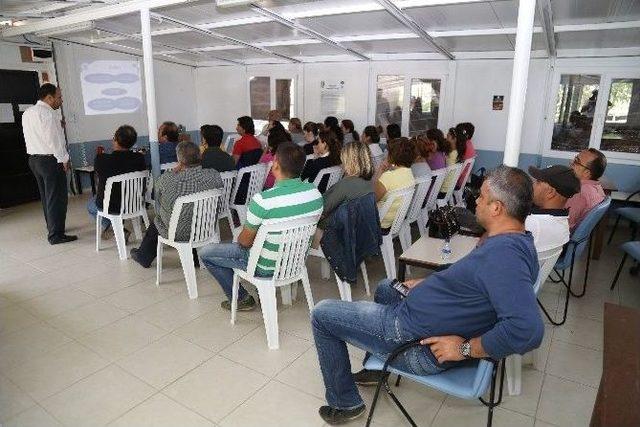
left=36, top=21, right=94, bottom=37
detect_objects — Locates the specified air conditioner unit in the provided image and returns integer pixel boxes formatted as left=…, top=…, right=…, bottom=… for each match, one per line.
left=216, top=0, right=253, bottom=7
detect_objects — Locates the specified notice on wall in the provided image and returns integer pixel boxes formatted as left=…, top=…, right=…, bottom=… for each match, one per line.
left=0, top=103, right=14, bottom=123
left=492, top=95, right=504, bottom=111
left=18, top=104, right=33, bottom=112
left=80, top=60, right=142, bottom=116
left=320, top=80, right=345, bottom=116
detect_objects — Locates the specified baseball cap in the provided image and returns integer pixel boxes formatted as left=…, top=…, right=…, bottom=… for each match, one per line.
left=528, top=165, right=580, bottom=199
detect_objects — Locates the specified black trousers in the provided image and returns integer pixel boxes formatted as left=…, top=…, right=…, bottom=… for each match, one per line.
left=28, top=155, right=68, bottom=242
left=136, top=222, right=198, bottom=268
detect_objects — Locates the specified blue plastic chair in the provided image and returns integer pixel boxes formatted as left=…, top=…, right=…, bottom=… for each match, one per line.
left=607, top=189, right=640, bottom=244
left=363, top=340, right=504, bottom=427
left=610, top=241, right=640, bottom=290
left=540, top=197, right=611, bottom=325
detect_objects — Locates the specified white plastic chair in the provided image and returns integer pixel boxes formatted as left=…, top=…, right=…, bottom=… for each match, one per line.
left=399, top=174, right=434, bottom=251
left=416, top=168, right=447, bottom=238
left=229, top=163, right=268, bottom=238
left=505, top=246, right=563, bottom=396
left=453, top=157, right=476, bottom=207
left=216, top=170, right=237, bottom=232
left=96, top=171, right=150, bottom=260
left=307, top=247, right=370, bottom=301
left=312, top=165, right=343, bottom=192
left=436, top=162, right=463, bottom=207
left=377, top=186, right=415, bottom=280
left=231, top=214, right=321, bottom=349
left=156, top=189, right=223, bottom=299
left=223, top=133, right=239, bottom=154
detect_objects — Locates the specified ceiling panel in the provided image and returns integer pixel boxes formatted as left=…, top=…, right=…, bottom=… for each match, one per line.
left=439, top=34, right=514, bottom=52
left=153, top=31, right=231, bottom=49
left=301, top=10, right=405, bottom=37
left=214, top=21, right=298, bottom=42
left=556, top=28, right=640, bottom=49
left=156, top=1, right=256, bottom=26
left=97, top=13, right=176, bottom=34
left=507, top=33, right=547, bottom=51
left=268, top=42, right=344, bottom=57
left=406, top=2, right=503, bottom=31
left=344, top=38, right=436, bottom=54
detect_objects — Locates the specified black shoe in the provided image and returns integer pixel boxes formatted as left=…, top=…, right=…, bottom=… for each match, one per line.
left=130, top=248, right=151, bottom=268
left=353, top=369, right=385, bottom=386
left=319, top=405, right=366, bottom=425
left=221, top=295, right=256, bottom=311
left=49, top=234, right=78, bottom=245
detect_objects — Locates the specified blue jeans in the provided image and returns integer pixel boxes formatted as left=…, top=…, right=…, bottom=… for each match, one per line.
left=199, top=242, right=252, bottom=300
left=311, top=279, right=443, bottom=410
left=87, top=196, right=110, bottom=231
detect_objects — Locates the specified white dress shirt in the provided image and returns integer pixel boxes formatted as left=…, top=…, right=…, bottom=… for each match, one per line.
left=22, top=100, right=69, bottom=163
left=525, top=209, right=570, bottom=258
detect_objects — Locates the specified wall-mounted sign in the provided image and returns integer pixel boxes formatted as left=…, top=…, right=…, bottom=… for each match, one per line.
left=492, top=95, right=504, bottom=111
left=321, top=80, right=345, bottom=116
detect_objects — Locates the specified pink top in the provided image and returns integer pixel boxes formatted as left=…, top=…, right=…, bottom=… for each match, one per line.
left=464, top=139, right=476, bottom=160
left=565, top=180, right=605, bottom=231
left=260, top=151, right=275, bottom=189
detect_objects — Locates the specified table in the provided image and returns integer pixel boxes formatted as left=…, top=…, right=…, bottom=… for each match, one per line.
left=397, top=234, right=479, bottom=281
left=591, top=176, right=618, bottom=260
left=590, top=303, right=640, bottom=427
left=74, top=166, right=96, bottom=195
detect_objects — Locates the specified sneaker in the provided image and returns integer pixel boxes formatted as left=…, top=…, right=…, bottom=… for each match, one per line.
left=353, top=369, right=385, bottom=386
left=130, top=248, right=151, bottom=268
left=221, top=295, right=256, bottom=311
left=319, top=405, right=366, bottom=425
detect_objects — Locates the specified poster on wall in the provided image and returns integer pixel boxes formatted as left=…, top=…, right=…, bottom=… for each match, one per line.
left=320, top=80, right=345, bottom=116
left=492, top=95, right=504, bottom=111
left=80, top=60, right=142, bottom=116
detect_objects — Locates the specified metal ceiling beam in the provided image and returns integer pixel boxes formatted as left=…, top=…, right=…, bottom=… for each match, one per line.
left=149, top=12, right=300, bottom=63
left=250, top=3, right=369, bottom=61
left=94, top=26, right=244, bottom=65
left=375, top=0, right=454, bottom=59
left=536, top=0, right=556, bottom=58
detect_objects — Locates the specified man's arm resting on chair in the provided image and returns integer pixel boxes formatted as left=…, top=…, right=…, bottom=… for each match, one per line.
left=421, top=336, right=488, bottom=363
left=237, top=227, right=257, bottom=248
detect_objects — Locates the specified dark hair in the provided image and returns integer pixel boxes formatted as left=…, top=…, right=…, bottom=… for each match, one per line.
left=114, top=125, right=137, bottom=149
left=303, top=121, right=319, bottom=136
left=237, top=116, right=255, bottom=135
left=386, top=123, right=401, bottom=139
left=200, top=124, right=224, bottom=147
left=341, top=119, right=359, bottom=141
left=485, top=165, right=533, bottom=223
left=38, top=83, right=57, bottom=100
left=268, top=121, right=292, bottom=154
left=162, top=121, right=177, bottom=129
left=162, top=127, right=180, bottom=143
left=363, top=125, right=380, bottom=144
left=586, top=148, right=607, bottom=180
left=324, top=116, right=344, bottom=143
left=318, top=130, right=342, bottom=165
left=412, top=135, right=431, bottom=160
left=448, top=126, right=468, bottom=162
left=426, top=128, right=449, bottom=154
left=177, top=141, right=201, bottom=166
left=276, top=142, right=306, bottom=178
left=388, top=137, right=415, bottom=168
left=458, top=122, right=475, bottom=139
left=324, top=116, right=339, bottom=128
left=289, top=118, right=302, bottom=132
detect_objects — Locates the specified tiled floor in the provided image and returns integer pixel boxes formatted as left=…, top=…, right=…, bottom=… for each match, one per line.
left=1, top=194, right=639, bottom=427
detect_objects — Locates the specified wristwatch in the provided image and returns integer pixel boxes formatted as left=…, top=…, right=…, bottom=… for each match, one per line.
left=460, top=340, right=472, bottom=359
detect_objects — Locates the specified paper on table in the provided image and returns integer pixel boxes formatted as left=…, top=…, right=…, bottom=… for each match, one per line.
left=0, top=103, right=14, bottom=123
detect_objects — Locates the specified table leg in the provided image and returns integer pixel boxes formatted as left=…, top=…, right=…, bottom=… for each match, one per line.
left=592, top=214, right=607, bottom=260
left=90, top=172, right=96, bottom=196
left=398, top=260, right=407, bottom=282
left=74, top=170, right=82, bottom=195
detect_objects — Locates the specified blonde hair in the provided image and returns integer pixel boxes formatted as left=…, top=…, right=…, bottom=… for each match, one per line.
left=340, top=141, right=374, bottom=180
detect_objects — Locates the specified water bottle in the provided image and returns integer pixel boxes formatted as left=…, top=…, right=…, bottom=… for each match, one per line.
left=441, top=238, right=452, bottom=261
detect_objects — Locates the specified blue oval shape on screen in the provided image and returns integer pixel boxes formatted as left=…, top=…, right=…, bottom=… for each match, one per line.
left=114, top=73, right=139, bottom=84
left=84, top=73, right=114, bottom=84
left=88, top=98, right=116, bottom=111
left=101, top=88, right=127, bottom=96
left=114, top=97, right=141, bottom=110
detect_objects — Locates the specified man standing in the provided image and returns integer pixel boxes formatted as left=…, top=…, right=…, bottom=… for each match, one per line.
left=23, top=83, right=76, bottom=245
left=566, top=148, right=607, bottom=231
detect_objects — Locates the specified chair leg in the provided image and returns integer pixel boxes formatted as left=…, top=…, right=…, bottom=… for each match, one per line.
left=538, top=279, right=570, bottom=326
left=131, top=217, right=143, bottom=241
left=383, top=381, right=418, bottom=427
left=607, top=214, right=621, bottom=244
left=360, top=262, right=371, bottom=296
left=320, top=259, right=331, bottom=280
left=230, top=274, right=239, bottom=325
left=365, top=372, right=390, bottom=427
left=111, top=218, right=127, bottom=260
left=480, top=360, right=506, bottom=427
left=381, top=239, right=396, bottom=280
left=417, top=215, right=428, bottom=238
left=280, top=285, right=293, bottom=306
left=567, top=237, right=591, bottom=298
left=257, top=284, right=279, bottom=350
left=156, top=241, right=163, bottom=286
left=300, top=270, right=315, bottom=311
left=95, top=214, right=102, bottom=252
left=505, top=354, right=522, bottom=396
left=177, top=245, right=198, bottom=299
left=334, top=274, right=352, bottom=302
left=610, top=253, right=628, bottom=290
left=141, top=209, right=150, bottom=229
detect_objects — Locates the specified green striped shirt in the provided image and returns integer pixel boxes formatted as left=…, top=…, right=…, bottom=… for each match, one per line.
left=245, top=178, right=323, bottom=275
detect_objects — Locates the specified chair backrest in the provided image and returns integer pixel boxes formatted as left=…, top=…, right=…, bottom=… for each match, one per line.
left=231, top=163, right=267, bottom=207
left=371, top=152, right=386, bottom=171
left=441, top=162, right=463, bottom=204
left=223, top=133, right=239, bottom=153
left=421, top=167, right=447, bottom=213
left=405, top=173, right=434, bottom=224
left=262, top=161, right=273, bottom=188
left=246, top=214, right=321, bottom=280
left=312, top=165, right=343, bottom=191
left=455, top=157, right=476, bottom=190
left=167, top=189, right=222, bottom=244
left=160, top=162, right=177, bottom=172
left=533, top=246, right=564, bottom=294
left=378, top=185, right=415, bottom=235
left=103, top=170, right=149, bottom=215
left=219, top=170, right=237, bottom=216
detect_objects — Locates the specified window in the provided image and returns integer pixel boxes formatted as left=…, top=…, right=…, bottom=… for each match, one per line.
left=275, top=79, right=293, bottom=120
left=249, top=76, right=295, bottom=131
left=375, top=75, right=404, bottom=128
left=249, top=76, right=270, bottom=121
left=551, top=74, right=600, bottom=152
left=409, top=78, right=440, bottom=137
left=601, top=78, right=640, bottom=154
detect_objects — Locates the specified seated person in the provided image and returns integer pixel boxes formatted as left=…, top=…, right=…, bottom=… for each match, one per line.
left=311, top=165, right=544, bottom=424
left=374, top=137, right=415, bottom=229
left=130, top=141, right=222, bottom=268
left=324, top=116, right=344, bottom=144
left=301, top=129, right=342, bottom=193
left=527, top=165, right=580, bottom=256
left=199, top=143, right=323, bottom=311
left=438, top=127, right=462, bottom=197
left=259, top=109, right=281, bottom=137
left=424, top=128, right=447, bottom=170
left=341, top=119, right=359, bottom=144
left=410, top=134, right=433, bottom=178
left=454, top=122, right=475, bottom=189
left=302, top=121, right=319, bottom=155
left=386, top=123, right=401, bottom=140
left=566, top=148, right=607, bottom=231
left=145, top=121, right=179, bottom=167
left=200, top=124, right=235, bottom=172
left=233, top=116, right=263, bottom=167
left=458, top=122, right=477, bottom=159
left=260, top=121, right=291, bottom=189
left=362, top=125, right=383, bottom=157
left=288, top=117, right=305, bottom=145
left=87, top=125, right=146, bottom=238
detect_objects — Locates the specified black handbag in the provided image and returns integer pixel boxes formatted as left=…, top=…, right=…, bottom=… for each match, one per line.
left=428, top=204, right=460, bottom=239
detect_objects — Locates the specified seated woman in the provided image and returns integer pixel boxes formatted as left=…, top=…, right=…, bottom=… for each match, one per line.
left=260, top=121, right=291, bottom=189
left=410, top=134, right=433, bottom=178
left=288, top=117, right=305, bottom=145
left=302, top=121, right=319, bottom=155
left=324, top=116, right=344, bottom=144
left=341, top=119, right=360, bottom=144
left=374, top=137, right=416, bottom=230
left=438, top=127, right=464, bottom=197
left=425, top=128, right=448, bottom=170
left=301, top=129, right=342, bottom=193
left=454, top=122, right=475, bottom=189
left=362, top=125, right=383, bottom=157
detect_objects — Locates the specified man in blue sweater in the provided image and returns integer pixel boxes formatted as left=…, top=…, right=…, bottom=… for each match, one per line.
left=311, top=165, right=545, bottom=425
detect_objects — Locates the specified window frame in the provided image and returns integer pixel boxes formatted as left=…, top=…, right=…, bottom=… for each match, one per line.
left=246, top=69, right=299, bottom=128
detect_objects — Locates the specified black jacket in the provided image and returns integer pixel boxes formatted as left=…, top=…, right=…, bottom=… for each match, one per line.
left=321, top=192, right=382, bottom=284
